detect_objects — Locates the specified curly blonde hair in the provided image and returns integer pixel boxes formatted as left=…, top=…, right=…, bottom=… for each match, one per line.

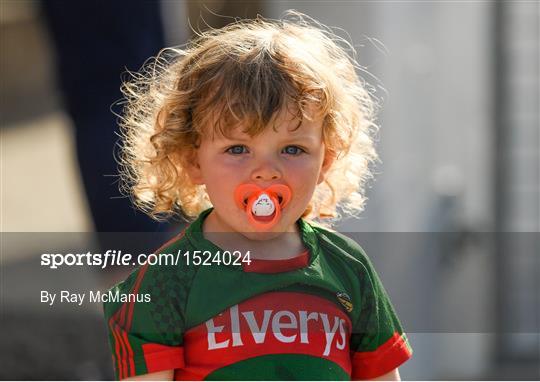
left=119, top=11, right=379, bottom=225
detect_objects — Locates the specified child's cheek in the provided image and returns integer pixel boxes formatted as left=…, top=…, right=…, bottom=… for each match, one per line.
left=285, top=157, right=320, bottom=178
left=217, top=156, right=248, bottom=175
left=221, top=155, right=248, bottom=166
left=214, top=157, right=249, bottom=186
left=286, top=158, right=322, bottom=192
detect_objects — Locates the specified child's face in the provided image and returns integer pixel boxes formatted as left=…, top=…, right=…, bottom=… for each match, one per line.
left=187, top=108, right=334, bottom=238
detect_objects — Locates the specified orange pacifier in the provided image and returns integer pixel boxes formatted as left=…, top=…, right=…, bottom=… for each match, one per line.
left=234, top=184, right=292, bottom=230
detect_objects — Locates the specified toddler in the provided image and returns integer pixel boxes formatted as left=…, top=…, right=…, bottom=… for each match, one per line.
left=104, top=12, right=412, bottom=381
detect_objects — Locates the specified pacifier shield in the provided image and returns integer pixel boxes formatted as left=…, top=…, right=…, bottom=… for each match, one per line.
left=234, top=184, right=292, bottom=230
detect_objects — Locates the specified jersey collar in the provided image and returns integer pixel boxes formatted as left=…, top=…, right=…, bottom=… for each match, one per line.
left=185, top=208, right=320, bottom=273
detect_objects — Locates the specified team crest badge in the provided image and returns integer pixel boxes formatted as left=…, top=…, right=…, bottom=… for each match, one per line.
left=336, top=292, right=353, bottom=313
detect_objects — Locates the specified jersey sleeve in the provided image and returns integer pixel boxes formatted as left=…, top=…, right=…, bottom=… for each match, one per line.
left=350, top=257, right=413, bottom=380
left=103, top=264, right=186, bottom=380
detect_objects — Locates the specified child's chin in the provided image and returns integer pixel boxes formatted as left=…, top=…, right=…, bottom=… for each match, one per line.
left=240, top=230, right=283, bottom=241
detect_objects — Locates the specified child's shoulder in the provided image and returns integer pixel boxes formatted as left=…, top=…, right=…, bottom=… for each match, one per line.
left=104, top=229, right=196, bottom=305
left=305, top=220, right=375, bottom=272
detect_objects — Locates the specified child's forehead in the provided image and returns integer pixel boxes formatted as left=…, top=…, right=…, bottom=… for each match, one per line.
left=203, top=103, right=323, bottom=141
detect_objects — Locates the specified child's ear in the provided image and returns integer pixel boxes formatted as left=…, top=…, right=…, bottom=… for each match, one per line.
left=317, top=149, right=336, bottom=185
left=183, top=150, right=204, bottom=185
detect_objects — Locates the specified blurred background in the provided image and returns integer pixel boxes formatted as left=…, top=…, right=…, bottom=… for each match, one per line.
left=1, top=0, right=538, bottom=380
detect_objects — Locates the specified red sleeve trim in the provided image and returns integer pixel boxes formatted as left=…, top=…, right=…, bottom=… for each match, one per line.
left=351, top=332, right=412, bottom=380
left=138, top=344, right=185, bottom=375
left=107, top=229, right=188, bottom=380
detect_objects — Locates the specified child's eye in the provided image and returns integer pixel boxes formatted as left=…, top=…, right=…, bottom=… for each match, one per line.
left=282, top=145, right=305, bottom=155
left=225, top=145, right=248, bottom=155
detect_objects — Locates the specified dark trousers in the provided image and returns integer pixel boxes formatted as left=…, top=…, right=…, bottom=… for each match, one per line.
left=41, top=0, right=171, bottom=237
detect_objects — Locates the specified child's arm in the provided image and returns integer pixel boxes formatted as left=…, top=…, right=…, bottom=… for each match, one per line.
left=369, top=368, right=400, bottom=381
left=122, top=370, right=173, bottom=381
left=103, top=263, right=188, bottom=380
left=347, top=246, right=412, bottom=380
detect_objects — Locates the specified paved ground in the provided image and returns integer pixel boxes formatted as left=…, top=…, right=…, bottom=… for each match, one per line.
left=1, top=112, right=93, bottom=237
left=1, top=112, right=125, bottom=379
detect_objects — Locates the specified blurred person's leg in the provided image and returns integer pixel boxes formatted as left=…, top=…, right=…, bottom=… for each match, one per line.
left=187, top=0, right=264, bottom=31
left=41, top=0, right=169, bottom=237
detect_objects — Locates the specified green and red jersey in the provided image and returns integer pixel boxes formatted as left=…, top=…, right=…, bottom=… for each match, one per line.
left=103, top=208, right=412, bottom=380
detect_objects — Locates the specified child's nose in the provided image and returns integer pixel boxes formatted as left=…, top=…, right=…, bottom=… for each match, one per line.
left=251, top=161, right=282, bottom=183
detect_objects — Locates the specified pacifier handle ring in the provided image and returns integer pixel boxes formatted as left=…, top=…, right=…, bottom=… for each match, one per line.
left=234, top=183, right=292, bottom=231
left=246, top=193, right=282, bottom=230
